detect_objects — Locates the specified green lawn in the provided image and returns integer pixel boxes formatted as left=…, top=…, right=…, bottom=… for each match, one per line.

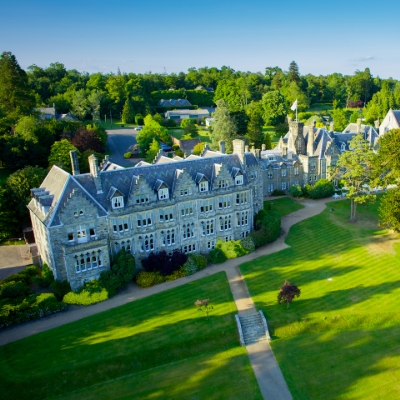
left=264, top=197, right=304, bottom=217
left=305, top=103, right=333, bottom=113
left=263, top=126, right=282, bottom=147
left=0, top=272, right=262, bottom=400
left=98, top=117, right=137, bottom=130
left=240, top=196, right=400, bottom=399
left=170, top=127, right=212, bottom=143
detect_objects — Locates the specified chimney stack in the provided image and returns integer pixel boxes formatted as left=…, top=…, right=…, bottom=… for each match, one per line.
left=219, top=141, right=226, bottom=154
left=261, top=144, right=266, bottom=151
left=374, top=119, right=380, bottom=129
left=70, top=150, right=80, bottom=175
left=232, top=139, right=245, bottom=163
left=88, top=155, right=103, bottom=193
left=357, top=118, right=362, bottom=134
left=245, top=145, right=249, bottom=152
left=307, top=123, right=315, bottom=157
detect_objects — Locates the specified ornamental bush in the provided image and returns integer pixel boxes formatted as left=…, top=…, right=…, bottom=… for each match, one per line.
left=289, top=184, right=303, bottom=197
left=164, top=266, right=186, bottom=282
left=0, top=281, right=31, bottom=300
left=272, top=189, right=285, bottom=196
left=141, top=250, right=187, bottom=276
left=123, top=152, right=132, bottom=159
left=63, top=280, right=108, bottom=305
left=32, top=264, right=54, bottom=288
left=209, top=248, right=227, bottom=264
left=183, top=257, right=197, bottom=276
left=189, top=253, right=207, bottom=270
left=307, top=179, right=335, bottom=199
left=135, top=271, right=157, bottom=288
left=240, top=236, right=255, bottom=253
left=50, top=280, right=71, bottom=301
left=250, top=209, right=281, bottom=248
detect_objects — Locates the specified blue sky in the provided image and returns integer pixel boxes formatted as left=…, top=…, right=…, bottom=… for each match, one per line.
left=1, top=0, right=399, bottom=79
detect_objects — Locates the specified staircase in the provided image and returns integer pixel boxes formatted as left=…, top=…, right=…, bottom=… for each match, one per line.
left=236, top=312, right=270, bottom=345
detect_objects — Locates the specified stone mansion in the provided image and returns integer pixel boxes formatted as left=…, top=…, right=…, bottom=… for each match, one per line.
left=28, top=139, right=263, bottom=290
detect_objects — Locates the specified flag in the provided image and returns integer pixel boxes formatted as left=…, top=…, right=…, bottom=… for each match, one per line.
left=290, top=99, right=298, bottom=111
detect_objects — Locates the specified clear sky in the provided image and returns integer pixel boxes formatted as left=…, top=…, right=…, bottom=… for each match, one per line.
left=1, top=0, right=399, bottom=79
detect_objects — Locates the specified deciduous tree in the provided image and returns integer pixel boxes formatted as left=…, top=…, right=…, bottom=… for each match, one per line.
left=277, top=280, right=300, bottom=309
left=48, top=140, right=80, bottom=173
left=261, top=91, right=287, bottom=126
left=210, top=100, right=237, bottom=152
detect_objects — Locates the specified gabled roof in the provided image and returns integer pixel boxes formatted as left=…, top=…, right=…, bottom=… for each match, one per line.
left=391, top=110, right=400, bottom=126
left=157, top=99, right=192, bottom=107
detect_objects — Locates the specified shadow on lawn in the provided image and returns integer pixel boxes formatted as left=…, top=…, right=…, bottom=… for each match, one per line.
left=273, top=323, right=400, bottom=400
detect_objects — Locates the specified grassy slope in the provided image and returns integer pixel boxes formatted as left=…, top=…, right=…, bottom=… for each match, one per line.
left=0, top=272, right=262, bottom=400
left=263, top=197, right=304, bottom=217
left=240, top=197, right=400, bottom=399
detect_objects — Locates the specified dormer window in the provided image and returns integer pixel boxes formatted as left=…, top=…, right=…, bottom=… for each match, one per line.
left=158, top=188, right=169, bottom=200
left=180, top=187, right=192, bottom=196
left=112, top=196, right=124, bottom=209
left=235, top=175, right=243, bottom=185
left=341, top=143, right=346, bottom=152
left=199, top=181, right=208, bottom=192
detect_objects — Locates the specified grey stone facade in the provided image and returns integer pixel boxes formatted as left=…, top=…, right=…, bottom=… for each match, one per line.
left=28, top=139, right=263, bottom=290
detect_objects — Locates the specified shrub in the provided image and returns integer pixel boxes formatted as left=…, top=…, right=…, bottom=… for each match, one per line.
left=289, top=184, right=303, bottom=197
left=0, top=281, right=31, bottom=300
left=250, top=209, right=281, bottom=248
left=164, top=266, right=187, bottom=282
left=188, top=253, right=207, bottom=271
left=175, top=149, right=185, bottom=157
left=172, top=144, right=180, bottom=151
left=272, top=189, right=285, bottom=196
left=183, top=257, right=197, bottom=276
left=63, top=280, right=108, bottom=305
left=141, top=250, right=187, bottom=276
left=308, top=179, right=335, bottom=199
left=135, top=271, right=161, bottom=288
left=124, top=152, right=132, bottom=159
left=240, top=236, right=255, bottom=253
left=32, top=264, right=54, bottom=288
left=209, top=248, right=227, bottom=264
left=50, top=280, right=71, bottom=301
left=249, top=229, right=267, bottom=249
left=216, top=238, right=248, bottom=259
left=165, top=119, right=177, bottom=127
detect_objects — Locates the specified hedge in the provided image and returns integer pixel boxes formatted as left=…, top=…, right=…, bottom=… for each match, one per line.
left=307, top=179, right=335, bottom=199
left=209, top=248, right=227, bottom=264
left=63, top=280, right=108, bottom=305
left=250, top=209, right=281, bottom=248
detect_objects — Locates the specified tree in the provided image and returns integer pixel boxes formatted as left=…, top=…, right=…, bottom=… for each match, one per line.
left=210, top=100, right=237, bottom=152
left=6, top=166, right=48, bottom=221
left=288, top=61, right=300, bottom=84
left=48, top=140, right=80, bottom=173
left=373, top=128, right=400, bottom=231
left=145, top=138, right=160, bottom=162
left=0, top=52, right=35, bottom=121
left=180, top=119, right=198, bottom=137
left=193, top=142, right=206, bottom=155
left=71, top=89, right=89, bottom=120
left=87, top=90, right=104, bottom=122
left=71, top=127, right=104, bottom=153
left=277, top=280, right=300, bottom=309
left=121, top=97, right=135, bottom=124
left=264, top=131, right=272, bottom=150
left=331, top=108, right=349, bottom=131
left=0, top=184, right=20, bottom=240
left=261, top=91, right=287, bottom=126
left=194, top=298, right=213, bottom=320
left=246, top=101, right=264, bottom=148
left=136, top=117, right=170, bottom=154
left=336, top=133, right=376, bottom=222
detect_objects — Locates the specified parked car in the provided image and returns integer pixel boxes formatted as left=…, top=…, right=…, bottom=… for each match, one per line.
left=135, top=126, right=143, bottom=131
left=160, top=142, right=172, bottom=152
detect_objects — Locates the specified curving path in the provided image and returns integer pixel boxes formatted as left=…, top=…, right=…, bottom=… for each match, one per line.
left=0, top=197, right=337, bottom=399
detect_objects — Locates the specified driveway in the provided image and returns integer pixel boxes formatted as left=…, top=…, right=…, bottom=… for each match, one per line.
left=106, top=128, right=141, bottom=167
left=0, top=244, right=32, bottom=281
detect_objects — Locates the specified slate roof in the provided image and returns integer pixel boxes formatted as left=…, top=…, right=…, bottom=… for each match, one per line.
left=392, top=110, right=400, bottom=125
left=165, top=109, right=210, bottom=118
left=32, top=151, right=258, bottom=226
left=157, top=99, right=192, bottom=107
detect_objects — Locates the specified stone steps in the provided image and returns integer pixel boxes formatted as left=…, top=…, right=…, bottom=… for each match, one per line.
left=238, top=313, right=268, bottom=345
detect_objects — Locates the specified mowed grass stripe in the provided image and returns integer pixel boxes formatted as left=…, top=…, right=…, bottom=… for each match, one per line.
left=264, top=197, right=304, bottom=217
left=240, top=196, right=400, bottom=399
left=0, top=272, right=262, bottom=400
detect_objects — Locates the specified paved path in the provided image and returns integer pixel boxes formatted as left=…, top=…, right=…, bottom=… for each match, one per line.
left=0, top=197, right=335, bottom=399
left=106, top=128, right=140, bottom=167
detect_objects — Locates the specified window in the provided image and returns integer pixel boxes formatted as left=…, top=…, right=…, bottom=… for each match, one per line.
left=137, top=212, right=152, bottom=227
left=159, top=208, right=174, bottom=223
left=218, top=179, right=229, bottom=188
left=236, top=211, right=249, bottom=226
left=112, top=196, right=124, bottom=209
left=249, top=171, right=257, bottom=180
left=161, top=229, right=176, bottom=246
left=218, top=195, right=231, bottom=209
left=158, top=188, right=169, bottom=200
left=144, top=234, right=154, bottom=252
left=235, top=175, right=243, bottom=185
left=74, top=211, right=78, bottom=217
left=180, top=186, right=192, bottom=196
left=89, top=228, right=95, bottom=237
left=294, top=180, right=299, bottom=185
left=282, top=182, right=287, bottom=190
left=79, top=210, right=84, bottom=216
left=294, top=167, right=299, bottom=175
left=309, top=176, right=312, bottom=182
left=183, top=243, right=196, bottom=254
left=268, top=183, right=274, bottom=193
left=135, top=194, right=149, bottom=204
left=281, top=169, right=287, bottom=177
left=182, top=223, right=195, bottom=239
left=68, top=233, right=74, bottom=242
left=314, top=175, right=317, bottom=181
left=200, top=199, right=213, bottom=213
left=341, top=143, right=346, bottom=152
left=113, top=224, right=117, bottom=233
left=224, top=235, right=233, bottom=242
left=310, top=163, right=316, bottom=171
left=201, top=219, right=214, bottom=236
left=219, top=215, right=232, bottom=231
left=199, top=181, right=208, bottom=192
left=77, top=226, right=87, bottom=243
left=241, top=231, right=250, bottom=238
left=267, top=170, right=273, bottom=179
left=181, top=202, right=194, bottom=217
left=207, top=240, right=215, bottom=250
left=236, top=192, right=248, bottom=205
